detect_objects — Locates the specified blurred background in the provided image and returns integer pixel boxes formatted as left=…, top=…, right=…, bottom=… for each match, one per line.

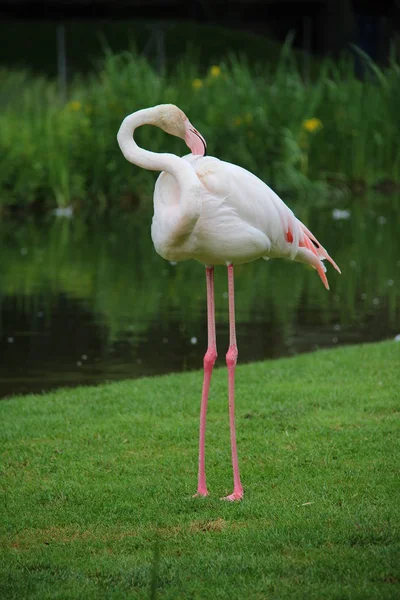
left=1, top=0, right=399, bottom=398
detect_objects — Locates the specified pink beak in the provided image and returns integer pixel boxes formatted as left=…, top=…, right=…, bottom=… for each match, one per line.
left=184, top=120, right=207, bottom=156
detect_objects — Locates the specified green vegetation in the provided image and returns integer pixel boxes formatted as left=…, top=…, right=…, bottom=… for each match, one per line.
left=1, top=44, right=400, bottom=216
left=0, top=341, right=399, bottom=598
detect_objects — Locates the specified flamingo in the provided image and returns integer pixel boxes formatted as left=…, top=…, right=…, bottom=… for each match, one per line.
left=117, top=104, right=340, bottom=501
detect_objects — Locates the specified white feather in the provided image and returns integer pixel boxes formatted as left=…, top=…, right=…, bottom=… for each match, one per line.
left=152, top=154, right=303, bottom=266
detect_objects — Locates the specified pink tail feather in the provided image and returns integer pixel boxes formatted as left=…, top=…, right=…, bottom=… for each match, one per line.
left=300, top=223, right=341, bottom=274
left=287, top=222, right=340, bottom=290
left=315, top=261, right=330, bottom=290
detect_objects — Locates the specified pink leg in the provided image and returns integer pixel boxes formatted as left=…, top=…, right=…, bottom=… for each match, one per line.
left=195, top=266, right=217, bottom=497
left=223, top=263, right=244, bottom=501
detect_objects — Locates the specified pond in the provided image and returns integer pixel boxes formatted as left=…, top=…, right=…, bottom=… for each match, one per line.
left=0, top=194, right=399, bottom=399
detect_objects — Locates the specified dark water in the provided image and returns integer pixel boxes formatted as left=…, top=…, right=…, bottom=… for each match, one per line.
left=1, top=195, right=399, bottom=399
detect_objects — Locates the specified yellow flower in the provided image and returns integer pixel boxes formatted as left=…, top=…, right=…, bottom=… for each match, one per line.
left=303, top=118, right=323, bottom=133
left=210, top=65, right=221, bottom=77
left=234, top=117, right=243, bottom=126
left=192, top=79, right=203, bottom=90
left=67, top=100, right=82, bottom=112
left=244, top=112, right=253, bottom=124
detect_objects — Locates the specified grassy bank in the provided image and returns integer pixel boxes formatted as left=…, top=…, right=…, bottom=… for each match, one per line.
left=1, top=341, right=399, bottom=598
left=1, top=45, right=400, bottom=216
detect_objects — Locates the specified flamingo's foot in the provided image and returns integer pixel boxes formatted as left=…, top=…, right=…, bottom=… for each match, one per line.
left=222, top=489, right=243, bottom=502
left=193, top=488, right=209, bottom=498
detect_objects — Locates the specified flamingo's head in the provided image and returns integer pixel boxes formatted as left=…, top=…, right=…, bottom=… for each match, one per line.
left=155, top=104, right=207, bottom=156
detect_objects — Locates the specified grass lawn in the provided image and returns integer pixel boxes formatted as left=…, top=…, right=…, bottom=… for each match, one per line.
left=0, top=341, right=399, bottom=598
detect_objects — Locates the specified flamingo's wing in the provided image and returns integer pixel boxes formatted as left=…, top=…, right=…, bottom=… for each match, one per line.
left=187, top=155, right=300, bottom=251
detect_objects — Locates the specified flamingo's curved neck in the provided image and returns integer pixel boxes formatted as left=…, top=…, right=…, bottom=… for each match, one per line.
left=117, top=107, right=199, bottom=190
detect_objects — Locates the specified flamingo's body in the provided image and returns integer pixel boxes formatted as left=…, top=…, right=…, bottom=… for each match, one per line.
left=153, top=154, right=339, bottom=286
left=117, top=104, right=340, bottom=500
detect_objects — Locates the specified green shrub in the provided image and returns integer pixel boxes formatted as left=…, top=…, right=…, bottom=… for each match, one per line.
left=1, top=47, right=399, bottom=216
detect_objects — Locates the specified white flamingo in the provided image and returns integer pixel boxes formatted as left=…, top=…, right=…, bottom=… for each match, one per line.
left=117, top=104, right=340, bottom=501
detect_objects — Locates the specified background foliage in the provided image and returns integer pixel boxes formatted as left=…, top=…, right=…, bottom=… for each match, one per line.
left=1, top=44, right=400, bottom=216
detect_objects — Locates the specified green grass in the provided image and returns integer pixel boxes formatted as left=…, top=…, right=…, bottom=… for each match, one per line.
left=1, top=341, right=399, bottom=598
left=1, top=43, right=400, bottom=215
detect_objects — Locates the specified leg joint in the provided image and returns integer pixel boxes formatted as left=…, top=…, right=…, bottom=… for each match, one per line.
left=226, top=345, right=238, bottom=367
left=204, top=348, right=218, bottom=369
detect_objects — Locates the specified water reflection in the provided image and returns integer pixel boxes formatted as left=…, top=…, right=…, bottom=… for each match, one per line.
left=0, top=195, right=399, bottom=398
